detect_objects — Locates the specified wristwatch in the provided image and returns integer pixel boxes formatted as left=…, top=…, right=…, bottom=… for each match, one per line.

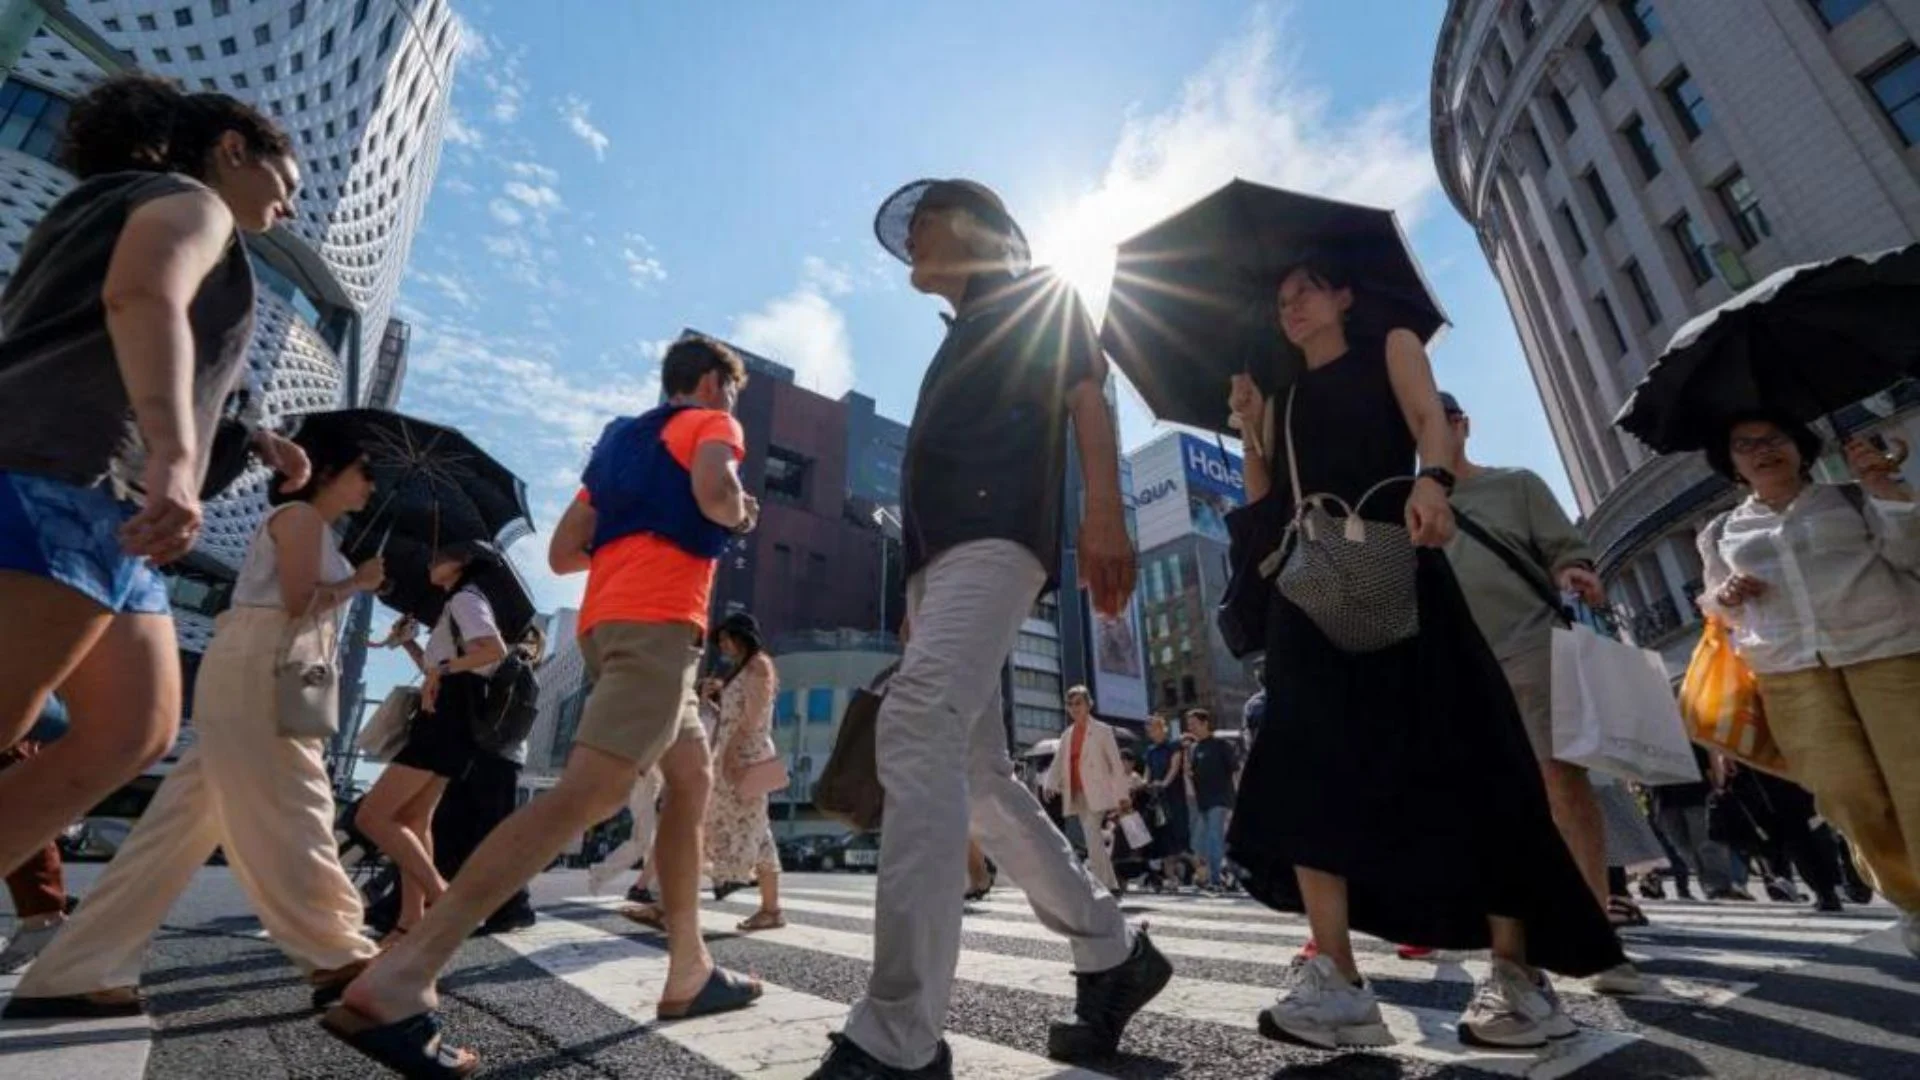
left=1417, top=466, right=1458, bottom=493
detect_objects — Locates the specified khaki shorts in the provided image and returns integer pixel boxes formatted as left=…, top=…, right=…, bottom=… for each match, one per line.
left=575, top=621, right=708, bottom=767
left=1501, top=644, right=1555, bottom=764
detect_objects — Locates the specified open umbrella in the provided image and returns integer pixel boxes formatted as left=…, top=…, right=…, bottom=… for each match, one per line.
left=295, top=409, right=534, bottom=557
left=1099, top=179, right=1447, bottom=435
left=362, top=535, right=537, bottom=645
left=1615, top=244, right=1920, bottom=453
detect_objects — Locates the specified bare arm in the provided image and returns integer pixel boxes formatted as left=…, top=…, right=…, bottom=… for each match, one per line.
left=1384, top=328, right=1457, bottom=547
left=691, top=441, right=750, bottom=529
left=1069, top=376, right=1137, bottom=617
left=270, top=504, right=376, bottom=617
left=549, top=498, right=596, bottom=576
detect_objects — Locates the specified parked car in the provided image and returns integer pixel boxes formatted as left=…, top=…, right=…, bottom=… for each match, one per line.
left=817, top=832, right=880, bottom=872
left=778, top=834, right=840, bottom=872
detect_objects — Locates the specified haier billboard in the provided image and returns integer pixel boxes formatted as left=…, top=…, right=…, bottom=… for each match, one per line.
left=1129, top=433, right=1246, bottom=551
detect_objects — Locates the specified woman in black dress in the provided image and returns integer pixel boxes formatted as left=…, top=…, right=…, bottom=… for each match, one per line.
left=1225, top=260, right=1620, bottom=1052
left=1141, top=712, right=1191, bottom=889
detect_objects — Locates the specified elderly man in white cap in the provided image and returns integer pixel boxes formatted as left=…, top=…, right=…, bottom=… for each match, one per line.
left=806, top=180, right=1171, bottom=1080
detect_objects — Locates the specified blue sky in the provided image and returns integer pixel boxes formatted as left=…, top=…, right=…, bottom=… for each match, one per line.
left=369, top=0, right=1569, bottom=687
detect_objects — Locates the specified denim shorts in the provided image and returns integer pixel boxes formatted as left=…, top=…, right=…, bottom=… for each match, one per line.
left=0, top=470, right=171, bottom=615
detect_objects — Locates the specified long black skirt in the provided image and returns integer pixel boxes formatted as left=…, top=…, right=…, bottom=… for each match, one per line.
left=1226, top=550, right=1623, bottom=977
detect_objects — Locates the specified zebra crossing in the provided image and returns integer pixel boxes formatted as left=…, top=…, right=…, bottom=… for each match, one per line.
left=0, top=869, right=1905, bottom=1078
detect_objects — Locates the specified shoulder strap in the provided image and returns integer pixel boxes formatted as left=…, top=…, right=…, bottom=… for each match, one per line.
left=1836, top=482, right=1868, bottom=517
left=1454, top=511, right=1572, bottom=625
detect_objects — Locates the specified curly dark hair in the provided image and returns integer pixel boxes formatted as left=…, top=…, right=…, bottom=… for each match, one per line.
left=60, top=73, right=293, bottom=181
left=1704, top=410, right=1824, bottom=483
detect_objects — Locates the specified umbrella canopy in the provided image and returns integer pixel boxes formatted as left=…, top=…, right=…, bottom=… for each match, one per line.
left=357, top=533, right=538, bottom=645
left=1615, top=244, right=1920, bottom=453
left=295, top=409, right=534, bottom=557
left=1099, top=179, right=1447, bottom=435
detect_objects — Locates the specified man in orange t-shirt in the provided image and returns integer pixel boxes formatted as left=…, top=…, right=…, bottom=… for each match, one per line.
left=329, top=339, right=764, bottom=1071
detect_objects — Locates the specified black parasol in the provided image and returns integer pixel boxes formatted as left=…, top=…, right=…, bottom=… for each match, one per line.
left=1099, top=179, right=1447, bottom=435
left=1615, top=244, right=1920, bottom=453
left=363, top=534, right=537, bottom=645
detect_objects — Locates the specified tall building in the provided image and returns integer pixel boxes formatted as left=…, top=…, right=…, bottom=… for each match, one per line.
left=0, top=1, right=454, bottom=736
left=366, top=315, right=411, bottom=409
left=1431, top=0, right=1920, bottom=669
left=1126, top=432, right=1258, bottom=723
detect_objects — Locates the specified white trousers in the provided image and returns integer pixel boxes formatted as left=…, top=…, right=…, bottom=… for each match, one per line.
left=1075, top=808, right=1119, bottom=891
left=843, top=540, right=1131, bottom=1070
left=17, top=608, right=377, bottom=997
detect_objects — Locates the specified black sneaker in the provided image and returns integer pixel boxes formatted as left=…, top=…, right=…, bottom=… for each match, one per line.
left=626, top=884, right=657, bottom=905
left=1813, top=891, right=1845, bottom=914
left=1046, top=930, right=1172, bottom=1061
left=475, top=903, right=538, bottom=937
left=804, top=1034, right=953, bottom=1079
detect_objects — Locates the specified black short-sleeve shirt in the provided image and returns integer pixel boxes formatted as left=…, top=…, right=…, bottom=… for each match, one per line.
left=900, top=268, right=1101, bottom=586
left=1189, top=735, right=1240, bottom=811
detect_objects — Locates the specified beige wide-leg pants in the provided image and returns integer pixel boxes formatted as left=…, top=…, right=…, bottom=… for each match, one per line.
left=16, top=607, right=377, bottom=998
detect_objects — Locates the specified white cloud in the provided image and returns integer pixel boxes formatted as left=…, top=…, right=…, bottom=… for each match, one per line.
left=471, top=36, right=528, bottom=124
left=800, top=256, right=855, bottom=296
left=623, top=247, right=667, bottom=287
left=441, top=176, right=477, bottom=196
left=727, top=264, right=856, bottom=398
left=504, top=180, right=562, bottom=209
left=410, top=270, right=476, bottom=310
left=1028, top=6, right=1438, bottom=318
left=487, top=199, right=524, bottom=227
left=444, top=112, right=483, bottom=148
left=559, top=95, right=611, bottom=160
left=508, top=161, right=560, bottom=184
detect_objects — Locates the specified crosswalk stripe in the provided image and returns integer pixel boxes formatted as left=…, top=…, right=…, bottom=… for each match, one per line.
left=0, top=974, right=150, bottom=1080
left=563, top=897, right=1639, bottom=1079
left=731, top=892, right=1756, bottom=1005
left=493, top=909, right=1120, bottom=1079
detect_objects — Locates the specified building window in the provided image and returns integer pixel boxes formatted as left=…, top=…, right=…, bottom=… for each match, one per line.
left=0, top=80, right=74, bottom=164
left=153, top=47, right=173, bottom=63
left=1493, top=39, right=1513, bottom=78
left=1865, top=47, right=1920, bottom=147
left=763, top=446, right=810, bottom=503
left=320, top=28, right=335, bottom=58
left=1547, top=87, right=1577, bottom=134
left=1809, top=0, right=1871, bottom=29
left=1583, top=168, right=1618, bottom=223
left=348, top=57, right=362, bottom=85
left=212, top=0, right=230, bottom=15
left=1180, top=675, right=1198, bottom=702
left=1624, top=260, right=1662, bottom=326
left=187, top=44, right=204, bottom=61
left=137, top=14, right=158, bottom=32
left=296, top=91, right=308, bottom=110
left=1669, top=212, right=1715, bottom=285
left=231, top=72, right=249, bottom=89
left=378, top=15, right=398, bottom=55
left=1583, top=30, right=1618, bottom=88
left=1663, top=70, right=1711, bottom=140
left=1595, top=293, right=1629, bottom=357
left=220, top=36, right=237, bottom=56
left=1716, top=170, right=1772, bottom=249
left=174, top=6, right=193, bottom=27
left=1525, top=126, right=1551, bottom=171
left=102, top=17, right=121, bottom=31
left=290, top=51, right=304, bottom=74
left=254, top=23, right=272, bottom=46
left=1557, top=202, right=1588, bottom=257
left=320, top=81, right=332, bottom=102
left=1623, top=115, right=1663, bottom=179
left=290, top=0, right=307, bottom=29
left=353, top=0, right=372, bottom=30
left=1519, top=1, right=1539, bottom=39
left=1621, top=0, right=1661, bottom=45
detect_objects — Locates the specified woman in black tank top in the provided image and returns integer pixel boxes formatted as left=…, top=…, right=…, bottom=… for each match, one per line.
left=0, top=75, right=301, bottom=902
left=1223, top=259, right=1622, bottom=1051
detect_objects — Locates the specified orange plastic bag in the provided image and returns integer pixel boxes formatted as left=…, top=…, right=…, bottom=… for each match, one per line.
left=1679, top=619, right=1791, bottom=778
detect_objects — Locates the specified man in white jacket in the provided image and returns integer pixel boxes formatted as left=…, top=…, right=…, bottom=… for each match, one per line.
left=1044, top=687, right=1131, bottom=891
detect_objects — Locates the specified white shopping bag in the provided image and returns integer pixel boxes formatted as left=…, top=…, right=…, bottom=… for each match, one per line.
left=356, top=685, right=419, bottom=763
left=1117, top=811, right=1153, bottom=850
left=1550, top=625, right=1700, bottom=785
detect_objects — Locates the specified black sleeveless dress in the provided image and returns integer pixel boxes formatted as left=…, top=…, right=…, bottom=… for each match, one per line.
left=1225, top=335, right=1622, bottom=977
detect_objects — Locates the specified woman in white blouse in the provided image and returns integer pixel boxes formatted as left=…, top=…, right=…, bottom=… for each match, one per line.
left=1697, top=412, right=1919, bottom=955
left=1041, top=687, right=1132, bottom=892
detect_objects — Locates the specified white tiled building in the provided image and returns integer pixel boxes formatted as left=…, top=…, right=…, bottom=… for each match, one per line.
left=0, top=1, right=457, bottom=663
left=1431, top=0, right=1920, bottom=670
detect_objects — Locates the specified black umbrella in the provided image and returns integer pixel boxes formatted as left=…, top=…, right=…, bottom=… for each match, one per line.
left=294, top=409, right=534, bottom=557
left=1615, top=244, right=1920, bottom=453
left=361, top=535, right=537, bottom=645
left=1099, top=179, right=1447, bottom=435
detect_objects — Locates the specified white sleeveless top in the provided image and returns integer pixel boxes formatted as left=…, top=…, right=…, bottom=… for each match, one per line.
left=231, top=503, right=354, bottom=610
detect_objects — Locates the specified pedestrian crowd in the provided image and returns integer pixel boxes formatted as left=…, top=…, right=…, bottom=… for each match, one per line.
left=0, top=72, right=1915, bottom=1080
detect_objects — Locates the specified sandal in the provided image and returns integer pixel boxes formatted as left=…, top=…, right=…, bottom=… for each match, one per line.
left=0, top=986, right=146, bottom=1019
left=736, top=909, right=785, bottom=932
left=1607, top=896, right=1650, bottom=929
left=310, top=959, right=370, bottom=1011
left=320, top=1005, right=479, bottom=1079
left=656, top=966, right=763, bottom=1021
left=619, top=903, right=667, bottom=932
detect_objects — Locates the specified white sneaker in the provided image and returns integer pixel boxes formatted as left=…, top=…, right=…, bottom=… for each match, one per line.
left=1458, top=958, right=1575, bottom=1048
left=1590, top=961, right=1651, bottom=997
left=0, top=917, right=62, bottom=974
left=1902, top=911, right=1919, bottom=960
left=1257, top=955, right=1393, bottom=1049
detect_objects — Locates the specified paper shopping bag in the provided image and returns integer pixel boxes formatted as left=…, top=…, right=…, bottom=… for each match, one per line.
left=1550, top=626, right=1700, bottom=785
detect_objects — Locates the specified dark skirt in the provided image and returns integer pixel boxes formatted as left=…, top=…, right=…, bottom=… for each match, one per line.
left=1226, top=550, right=1624, bottom=977
left=391, top=673, right=487, bottom=781
left=1148, top=786, right=1191, bottom=857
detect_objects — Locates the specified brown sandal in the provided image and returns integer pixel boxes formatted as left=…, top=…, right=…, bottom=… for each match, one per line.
left=619, top=903, right=667, bottom=932
left=736, top=909, right=785, bottom=932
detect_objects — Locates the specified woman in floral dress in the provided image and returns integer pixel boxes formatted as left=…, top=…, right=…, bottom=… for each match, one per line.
left=706, top=613, right=785, bottom=931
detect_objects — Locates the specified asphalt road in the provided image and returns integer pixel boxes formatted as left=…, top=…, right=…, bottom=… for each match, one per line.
left=3, top=865, right=1915, bottom=1078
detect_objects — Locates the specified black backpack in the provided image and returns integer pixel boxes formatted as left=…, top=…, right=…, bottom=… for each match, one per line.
left=447, top=591, right=541, bottom=756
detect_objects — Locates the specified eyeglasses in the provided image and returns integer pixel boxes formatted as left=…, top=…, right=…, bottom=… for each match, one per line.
left=1730, top=433, right=1792, bottom=455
